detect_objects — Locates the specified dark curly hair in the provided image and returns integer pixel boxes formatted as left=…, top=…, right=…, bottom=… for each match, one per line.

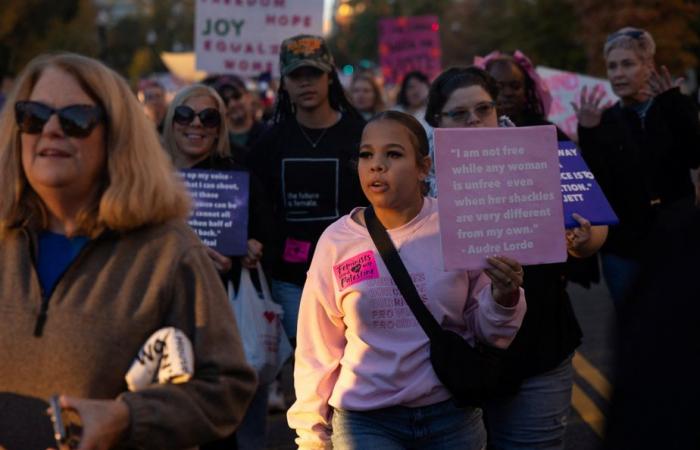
left=425, top=66, right=499, bottom=128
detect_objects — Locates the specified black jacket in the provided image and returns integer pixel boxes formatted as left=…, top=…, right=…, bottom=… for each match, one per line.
left=578, top=88, right=700, bottom=258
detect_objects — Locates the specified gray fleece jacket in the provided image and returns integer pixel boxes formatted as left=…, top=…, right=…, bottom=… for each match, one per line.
left=0, top=220, right=257, bottom=449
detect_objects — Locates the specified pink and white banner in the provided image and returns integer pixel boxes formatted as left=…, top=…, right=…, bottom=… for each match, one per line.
left=378, top=15, right=442, bottom=85
left=434, top=126, right=567, bottom=270
left=195, top=0, right=324, bottom=76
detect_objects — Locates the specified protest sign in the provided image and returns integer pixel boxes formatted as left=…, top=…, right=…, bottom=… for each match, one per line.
left=536, top=66, right=617, bottom=140
left=181, top=169, right=250, bottom=255
left=195, top=0, right=324, bottom=76
left=435, top=126, right=567, bottom=270
left=558, top=141, right=619, bottom=228
left=378, top=15, right=441, bottom=85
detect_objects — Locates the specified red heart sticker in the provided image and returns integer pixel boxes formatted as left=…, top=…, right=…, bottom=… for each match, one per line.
left=263, top=311, right=276, bottom=323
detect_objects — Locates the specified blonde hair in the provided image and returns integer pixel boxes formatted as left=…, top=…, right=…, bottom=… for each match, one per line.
left=604, top=27, right=656, bottom=63
left=162, top=84, right=230, bottom=168
left=351, top=72, right=386, bottom=116
left=0, top=53, right=190, bottom=238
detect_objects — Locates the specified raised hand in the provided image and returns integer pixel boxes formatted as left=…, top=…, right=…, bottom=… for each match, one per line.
left=644, top=65, right=684, bottom=98
left=571, top=85, right=610, bottom=128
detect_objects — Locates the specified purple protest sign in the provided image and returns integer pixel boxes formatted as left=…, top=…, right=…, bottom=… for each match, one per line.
left=434, top=126, right=567, bottom=270
left=378, top=15, right=441, bottom=85
left=181, top=169, right=249, bottom=255
left=558, top=141, right=619, bottom=228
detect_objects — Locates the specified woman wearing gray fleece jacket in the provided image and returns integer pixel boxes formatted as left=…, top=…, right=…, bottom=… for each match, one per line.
left=0, top=53, right=256, bottom=449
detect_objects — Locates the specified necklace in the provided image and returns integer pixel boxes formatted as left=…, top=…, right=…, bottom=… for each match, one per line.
left=297, top=121, right=329, bottom=149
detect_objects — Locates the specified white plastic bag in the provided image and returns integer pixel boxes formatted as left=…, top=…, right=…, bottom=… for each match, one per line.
left=229, top=263, right=292, bottom=385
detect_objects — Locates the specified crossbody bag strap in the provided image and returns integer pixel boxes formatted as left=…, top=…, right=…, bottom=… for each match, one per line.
left=364, top=206, right=443, bottom=340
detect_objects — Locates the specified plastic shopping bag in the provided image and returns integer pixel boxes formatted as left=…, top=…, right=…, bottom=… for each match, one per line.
left=229, top=263, right=292, bottom=385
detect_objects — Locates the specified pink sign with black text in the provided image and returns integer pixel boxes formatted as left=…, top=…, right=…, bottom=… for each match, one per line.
left=434, top=126, right=567, bottom=270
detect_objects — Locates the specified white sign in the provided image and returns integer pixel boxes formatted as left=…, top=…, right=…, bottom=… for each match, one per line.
left=536, top=66, right=617, bottom=140
left=195, top=0, right=324, bottom=76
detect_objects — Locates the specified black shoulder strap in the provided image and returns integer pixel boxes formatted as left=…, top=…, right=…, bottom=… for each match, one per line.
left=364, top=206, right=443, bottom=340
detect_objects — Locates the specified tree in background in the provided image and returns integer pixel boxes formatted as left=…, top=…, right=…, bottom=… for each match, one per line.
left=328, top=0, right=699, bottom=83
left=572, top=0, right=699, bottom=76
left=0, top=0, right=99, bottom=78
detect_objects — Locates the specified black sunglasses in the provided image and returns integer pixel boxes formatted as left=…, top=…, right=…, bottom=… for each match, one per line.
left=606, top=29, right=644, bottom=43
left=15, top=101, right=105, bottom=138
left=173, top=106, right=221, bottom=128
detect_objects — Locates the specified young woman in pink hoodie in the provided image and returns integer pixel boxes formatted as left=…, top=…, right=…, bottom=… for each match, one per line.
left=288, top=110, right=527, bottom=450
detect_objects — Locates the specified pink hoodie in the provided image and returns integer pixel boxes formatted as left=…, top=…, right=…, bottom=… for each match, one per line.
left=287, top=197, right=526, bottom=449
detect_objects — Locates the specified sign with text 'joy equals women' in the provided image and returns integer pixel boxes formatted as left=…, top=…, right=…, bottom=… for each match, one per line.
left=434, top=125, right=567, bottom=270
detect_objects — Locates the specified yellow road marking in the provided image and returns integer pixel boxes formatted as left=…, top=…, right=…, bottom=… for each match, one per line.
left=573, top=352, right=612, bottom=401
left=571, top=383, right=606, bottom=438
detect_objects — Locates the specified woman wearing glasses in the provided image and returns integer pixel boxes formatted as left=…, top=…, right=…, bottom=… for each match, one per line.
left=163, top=84, right=273, bottom=450
left=425, top=66, right=606, bottom=450
left=0, top=53, right=256, bottom=448
left=574, top=27, right=700, bottom=307
left=163, top=84, right=270, bottom=277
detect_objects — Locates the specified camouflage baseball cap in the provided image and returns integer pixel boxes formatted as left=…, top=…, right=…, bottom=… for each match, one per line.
left=279, top=34, right=335, bottom=77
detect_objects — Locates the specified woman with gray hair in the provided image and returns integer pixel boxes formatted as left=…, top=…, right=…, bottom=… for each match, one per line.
left=573, top=27, right=700, bottom=308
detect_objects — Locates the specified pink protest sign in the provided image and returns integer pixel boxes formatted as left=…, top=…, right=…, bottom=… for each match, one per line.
left=378, top=15, right=441, bottom=85
left=195, top=0, right=324, bottom=76
left=434, top=126, right=567, bottom=270
left=536, top=66, right=617, bottom=140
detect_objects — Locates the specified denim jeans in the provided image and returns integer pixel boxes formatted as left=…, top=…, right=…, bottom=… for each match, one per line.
left=270, top=278, right=303, bottom=339
left=235, top=383, right=269, bottom=450
left=600, top=252, right=641, bottom=308
left=331, top=400, right=486, bottom=450
left=482, top=355, right=574, bottom=450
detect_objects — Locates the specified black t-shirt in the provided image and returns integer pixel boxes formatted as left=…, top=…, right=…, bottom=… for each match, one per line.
left=250, top=113, right=367, bottom=285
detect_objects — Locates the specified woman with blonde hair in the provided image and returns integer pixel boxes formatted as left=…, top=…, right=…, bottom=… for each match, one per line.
left=574, top=27, right=700, bottom=307
left=350, top=72, right=386, bottom=120
left=163, top=83, right=273, bottom=450
left=0, top=53, right=256, bottom=449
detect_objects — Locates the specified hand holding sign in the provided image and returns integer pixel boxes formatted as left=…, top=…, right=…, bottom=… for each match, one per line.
left=485, top=255, right=524, bottom=307
left=435, top=125, right=567, bottom=270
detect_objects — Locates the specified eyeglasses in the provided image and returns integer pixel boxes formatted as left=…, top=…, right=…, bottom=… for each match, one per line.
left=439, top=101, right=496, bottom=123
left=15, top=101, right=105, bottom=138
left=173, top=106, right=221, bottom=128
left=606, top=29, right=644, bottom=43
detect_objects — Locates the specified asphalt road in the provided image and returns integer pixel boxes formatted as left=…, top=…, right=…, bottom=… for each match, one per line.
left=264, top=275, right=618, bottom=450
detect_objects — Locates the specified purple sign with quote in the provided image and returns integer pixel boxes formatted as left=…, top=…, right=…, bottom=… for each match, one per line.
left=181, top=169, right=249, bottom=255
left=434, top=126, right=567, bottom=270
left=558, top=140, right=618, bottom=228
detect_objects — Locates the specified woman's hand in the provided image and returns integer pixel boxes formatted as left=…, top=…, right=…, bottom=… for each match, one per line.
left=566, top=213, right=608, bottom=258
left=644, top=65, right=684, bottom=98
left=571, top=85, right=610, bottom=128
left=48, top=396, right=129, bottom=450
left=241, top=239, right=263, bottom=269
left=205, top=247, right=233, bottom=274
left=485, top=256, right=524, bottom=307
